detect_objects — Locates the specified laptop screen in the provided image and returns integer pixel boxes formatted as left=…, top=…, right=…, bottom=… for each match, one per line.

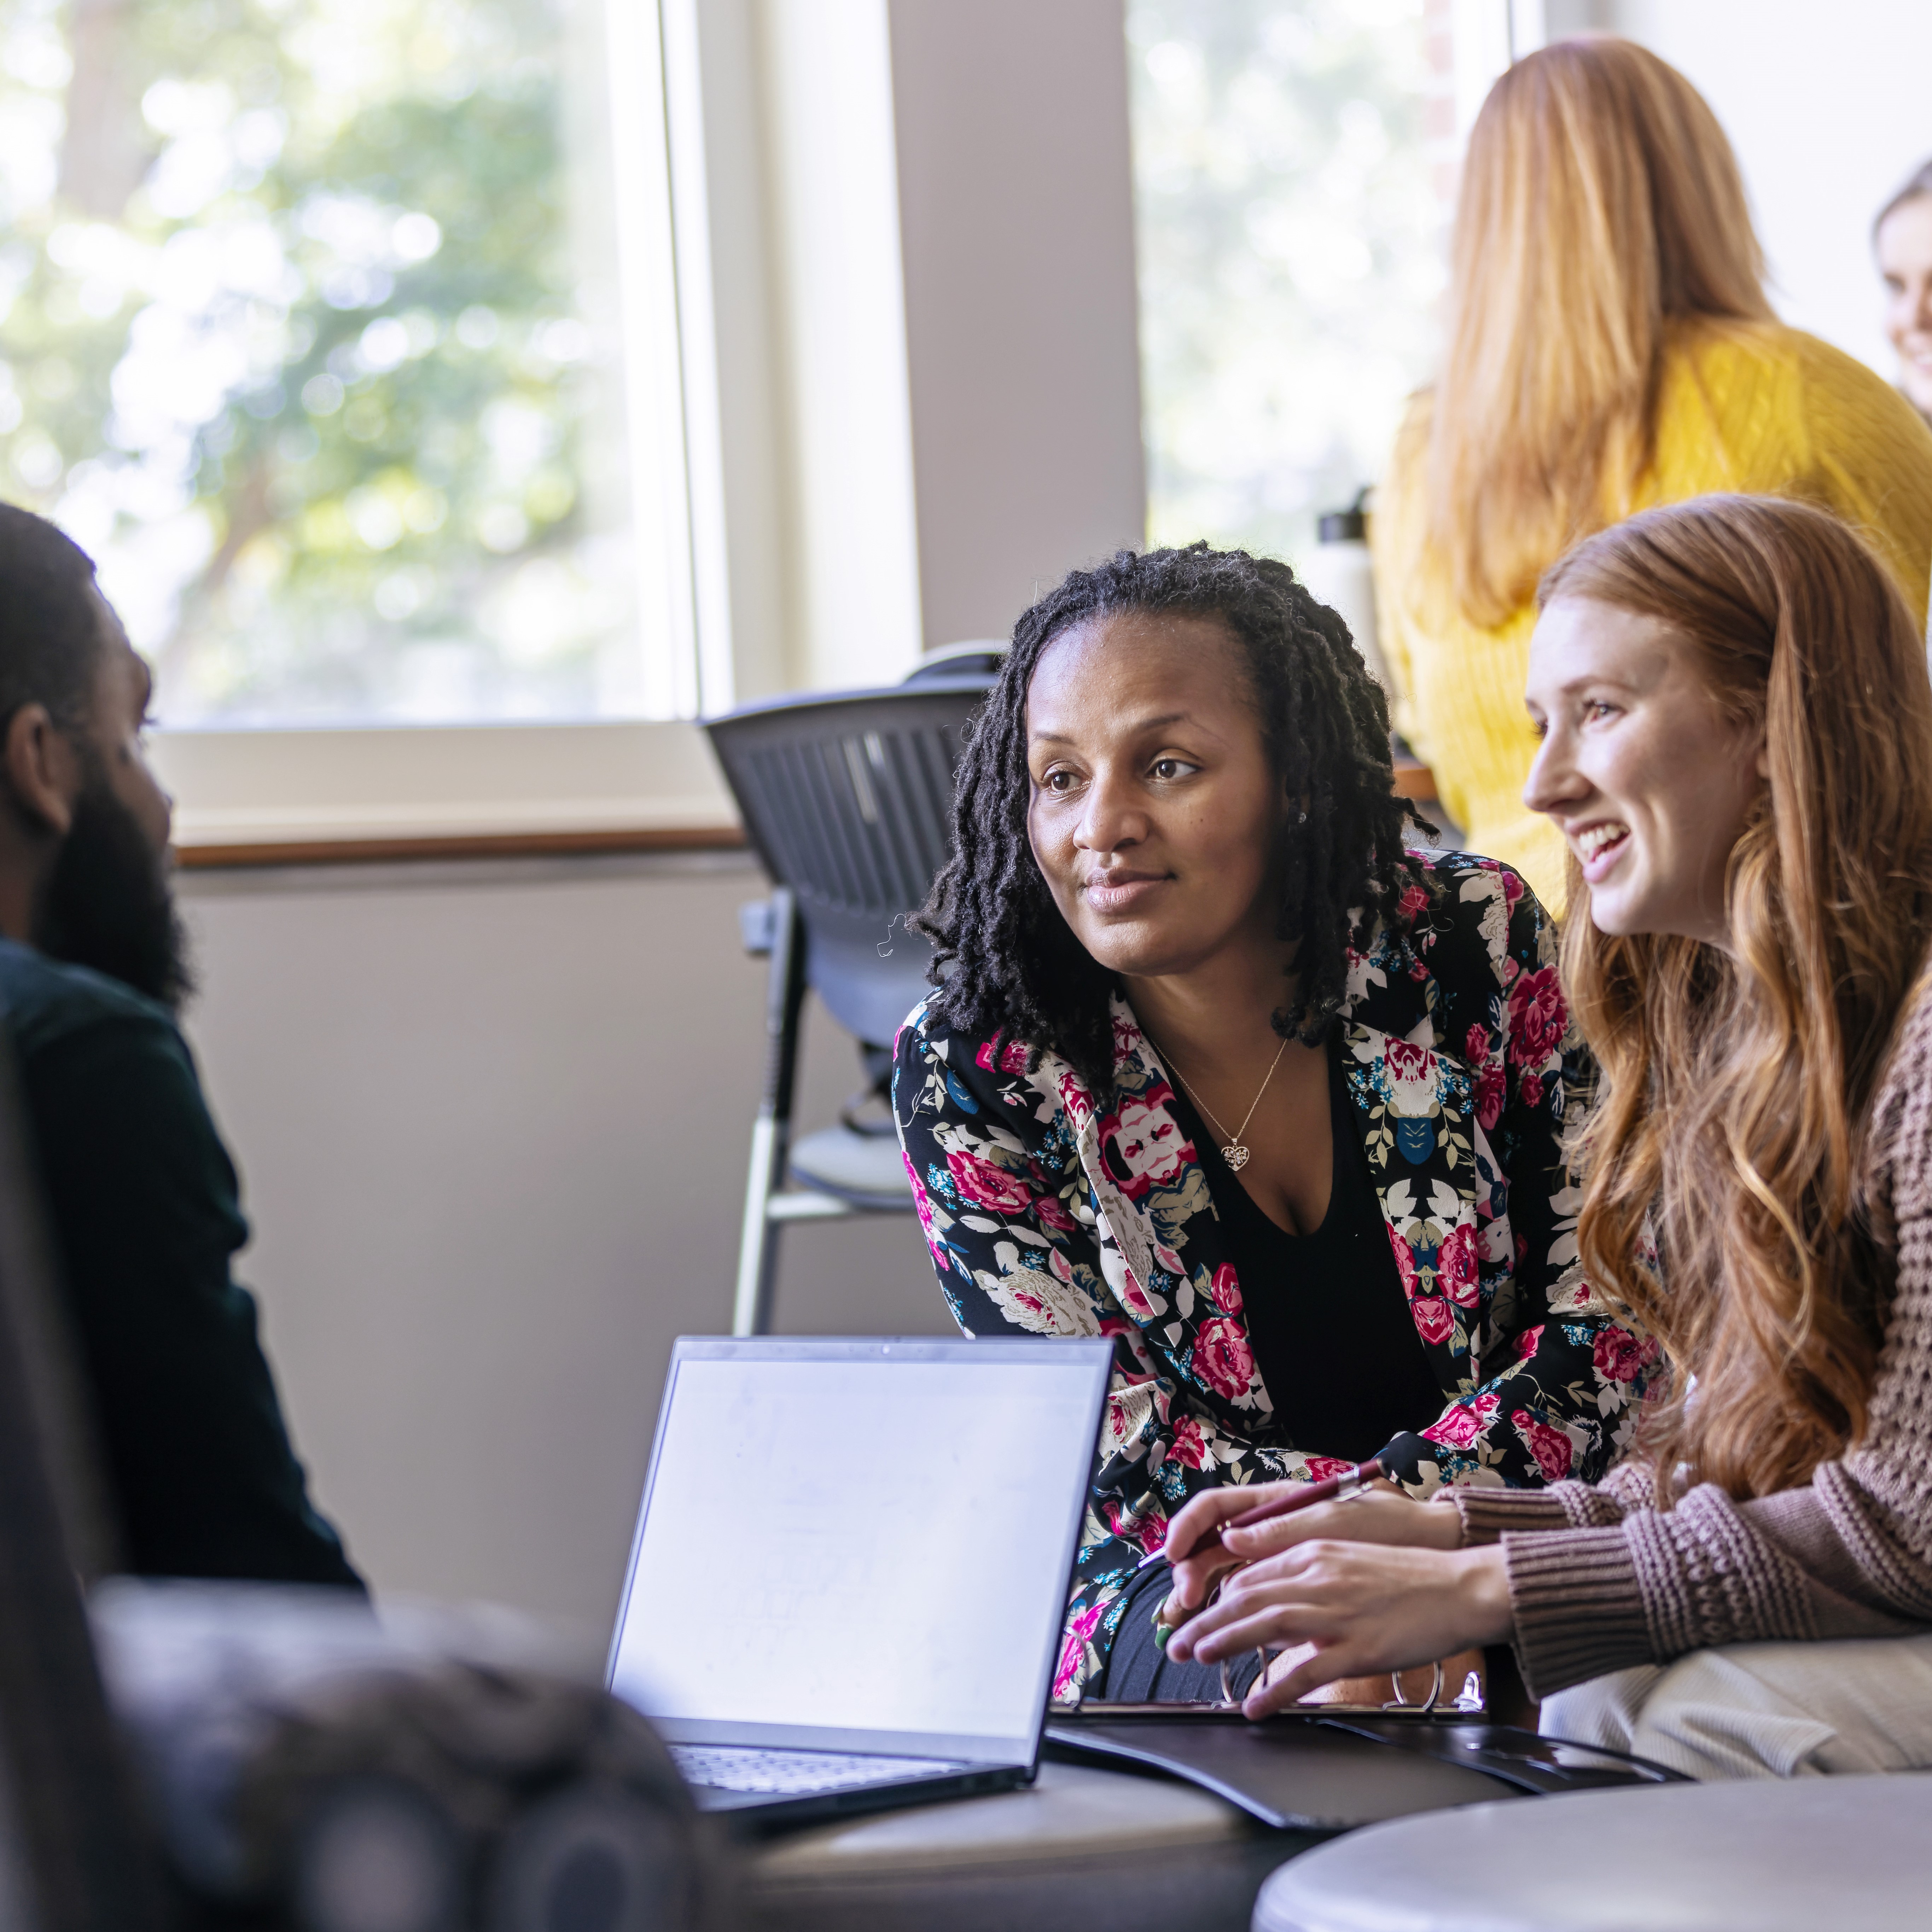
left=607, top=1336, right=1113, bottom=1762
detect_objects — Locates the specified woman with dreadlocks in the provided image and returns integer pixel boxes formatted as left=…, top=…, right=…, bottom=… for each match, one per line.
left=894, top=544, right=1654, bottom=1705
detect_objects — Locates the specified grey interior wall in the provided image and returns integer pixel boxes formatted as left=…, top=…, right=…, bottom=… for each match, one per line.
left=176, top=852, right=949, bottom=1642
left=888, top=0, right=1147, bottom=648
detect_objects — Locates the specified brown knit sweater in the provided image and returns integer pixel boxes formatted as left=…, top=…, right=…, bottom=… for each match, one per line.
left=1449, top=990, right=1932, bottom=1699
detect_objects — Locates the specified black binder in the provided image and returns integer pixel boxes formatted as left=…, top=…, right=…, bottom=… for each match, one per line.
left=1045, top=1706, right=1682, bottom=1833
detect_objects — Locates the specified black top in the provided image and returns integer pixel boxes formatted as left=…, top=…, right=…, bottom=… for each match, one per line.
left=1168, top=1041, right=1444, bottom=1463
left=0, top=939, right=362, bottom=1588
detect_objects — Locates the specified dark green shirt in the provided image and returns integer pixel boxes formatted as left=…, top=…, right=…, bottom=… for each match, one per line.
left=0, top=939, right=361, bottom=1587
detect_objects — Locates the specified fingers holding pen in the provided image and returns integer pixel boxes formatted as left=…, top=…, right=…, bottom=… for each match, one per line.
left=1159, top=1479, right=1293, bottom=1565
left=1161, top=1490, right=1381, bottom=1625
left=1156, top=1480, right=1294, bottom=1616
left=1164, top=1483, right=1461, bottom=1616
left=1163, top=1543, right=1244, bottom=1620
left=1167, top=1538, right=1508, bottom=1662
left=1159, top=1514, right=1391, bottom=1654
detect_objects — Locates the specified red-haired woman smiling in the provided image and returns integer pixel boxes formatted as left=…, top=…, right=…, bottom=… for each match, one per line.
left=1162, top=497, right=1932, bottom=1778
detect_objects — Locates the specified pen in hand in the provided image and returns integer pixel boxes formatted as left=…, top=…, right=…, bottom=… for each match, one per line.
left=1140, top=1454, right=1385, bottom=1574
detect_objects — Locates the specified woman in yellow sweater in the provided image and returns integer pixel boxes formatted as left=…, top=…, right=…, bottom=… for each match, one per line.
left=1372, top=36, right=1932, bottom=913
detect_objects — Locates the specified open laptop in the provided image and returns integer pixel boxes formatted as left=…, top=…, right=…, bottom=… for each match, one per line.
left=606, top=1334, right=1113, bottom=1827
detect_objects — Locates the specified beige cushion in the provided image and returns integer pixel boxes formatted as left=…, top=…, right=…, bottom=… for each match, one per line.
left=745, top=1761, right=1305, bottom=1932
left=1253, top=1771, right=1932, bottom=1932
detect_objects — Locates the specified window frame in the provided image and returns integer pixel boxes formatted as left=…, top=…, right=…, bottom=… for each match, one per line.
left=136, top=0, right=741, bottom=860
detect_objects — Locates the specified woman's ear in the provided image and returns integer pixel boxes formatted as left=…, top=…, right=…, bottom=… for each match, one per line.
left=2, top=704, right=80, bottom=838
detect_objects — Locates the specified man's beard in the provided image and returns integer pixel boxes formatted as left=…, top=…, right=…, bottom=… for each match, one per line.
left=35, top=776, right=194, bottom=1013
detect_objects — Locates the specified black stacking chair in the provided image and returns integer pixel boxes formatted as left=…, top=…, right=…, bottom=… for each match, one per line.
left=704, top=653, right=1000, bottom=1334
left=0, top=1022, right=164, bottom=1930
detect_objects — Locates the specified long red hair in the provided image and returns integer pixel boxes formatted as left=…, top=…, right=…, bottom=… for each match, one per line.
left=1543, top=495, right=1932, bottom=1501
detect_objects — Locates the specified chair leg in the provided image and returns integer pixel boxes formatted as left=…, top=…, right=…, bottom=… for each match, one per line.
left=732, top=889, right=807, bottom=1336
left=730, top=1117, right=779, bottom=1337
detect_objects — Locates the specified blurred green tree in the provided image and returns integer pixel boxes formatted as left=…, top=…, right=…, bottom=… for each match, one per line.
left=1129, top=0, right=1442, bottom=569
left=0, top=0, right=640, bottom=722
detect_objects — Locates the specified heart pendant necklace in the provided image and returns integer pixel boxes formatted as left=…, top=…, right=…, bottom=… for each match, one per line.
left=1162, top=1035, right=1290, bottom=1173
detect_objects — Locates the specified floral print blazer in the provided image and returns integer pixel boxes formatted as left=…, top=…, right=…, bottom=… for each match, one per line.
left=892, top=850, right=1659, bottom=1700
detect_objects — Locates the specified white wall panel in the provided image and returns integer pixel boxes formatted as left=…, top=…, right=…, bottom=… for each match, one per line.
left=889, top=0, right=1147, bottom=647
left=1613, top=0, right=1932, bottom=379
left=177, top=853, right=947, bottom=1641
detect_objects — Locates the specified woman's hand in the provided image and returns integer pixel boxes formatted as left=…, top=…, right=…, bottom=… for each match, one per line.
left=1160, top=1480, right=1463, bottom=1620
left=1163, top=1540, right=1514, bottom=1720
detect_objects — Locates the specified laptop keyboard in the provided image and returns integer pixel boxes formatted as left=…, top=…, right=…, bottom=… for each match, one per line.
left=669, top=1744, right=966, bottom=1796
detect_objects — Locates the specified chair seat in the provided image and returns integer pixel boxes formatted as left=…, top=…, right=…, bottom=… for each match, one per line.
left=789, top=1126, right=914, bottom=1209
left=1251, top=1770, right=1932, bottom=1932
left=746, top=1761, right=1304, bottom=1932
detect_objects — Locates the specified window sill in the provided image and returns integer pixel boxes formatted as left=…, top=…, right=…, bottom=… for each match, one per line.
left=173, top=823, right=747, bottom=871
left=151, top=718, right=742, bottom=867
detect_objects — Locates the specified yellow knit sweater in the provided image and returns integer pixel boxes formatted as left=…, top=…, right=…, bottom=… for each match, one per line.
left=1370, top=323, right=1932, bottom=913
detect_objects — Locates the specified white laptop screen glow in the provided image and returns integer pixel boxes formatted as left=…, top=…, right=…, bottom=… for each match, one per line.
left=609, top=1351, right=1102, bottom=1749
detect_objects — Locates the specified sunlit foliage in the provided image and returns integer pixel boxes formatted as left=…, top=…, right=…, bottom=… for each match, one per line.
left=0, top=0, right=640, bottom=722
left=1129, top=0, right=1444, bottom=567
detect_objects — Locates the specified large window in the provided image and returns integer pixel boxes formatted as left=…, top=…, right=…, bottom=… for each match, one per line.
left=0, top=0, right=691, bottom=729
left=1128, top=0, right=1445, bottom=568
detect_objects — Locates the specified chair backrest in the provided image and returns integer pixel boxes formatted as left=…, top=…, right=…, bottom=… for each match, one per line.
left=704, top=678, right=991, bottom=1046
left=903, top=641, right=1008, bottom=686
left=0, top=1020, right=163, bottom=1930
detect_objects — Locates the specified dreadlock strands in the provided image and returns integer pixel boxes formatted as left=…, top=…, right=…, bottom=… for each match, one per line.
left=910, top=542, right=1438, bottom=1099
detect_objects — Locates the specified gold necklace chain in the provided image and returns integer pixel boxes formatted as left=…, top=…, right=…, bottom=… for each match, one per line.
left=1157, top=1034, right=1290, bottom=1174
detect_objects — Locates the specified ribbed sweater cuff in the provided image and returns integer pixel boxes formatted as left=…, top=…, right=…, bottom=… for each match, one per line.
left=1502, top=1526, right=1655, bottom=1700
left=1450, top=1486, right=1577, bottom=1545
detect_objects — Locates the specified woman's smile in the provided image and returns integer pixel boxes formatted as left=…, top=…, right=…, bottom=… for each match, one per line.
left=1571, top=818, right=1631, bottom=882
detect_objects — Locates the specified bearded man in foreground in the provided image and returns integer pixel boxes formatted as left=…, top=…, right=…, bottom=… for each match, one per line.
left=0, top=504, right=359, bottom=1587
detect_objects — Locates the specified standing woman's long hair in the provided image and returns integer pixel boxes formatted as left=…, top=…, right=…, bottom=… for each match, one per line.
left=1415, top=38, right=1772, bottom=627
left=1544, top=495, right=1932, bottom=1504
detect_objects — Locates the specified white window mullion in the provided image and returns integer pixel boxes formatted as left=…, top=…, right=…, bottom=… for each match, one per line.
left=661, top=0, right=737, bottom=719
left=605, top=0, right=701, bottom=721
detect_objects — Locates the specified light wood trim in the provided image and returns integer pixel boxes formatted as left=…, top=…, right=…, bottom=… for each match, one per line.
left=1392, top=759, right=1438, bottom=803
left=174, top=824, right=748, bottom=871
